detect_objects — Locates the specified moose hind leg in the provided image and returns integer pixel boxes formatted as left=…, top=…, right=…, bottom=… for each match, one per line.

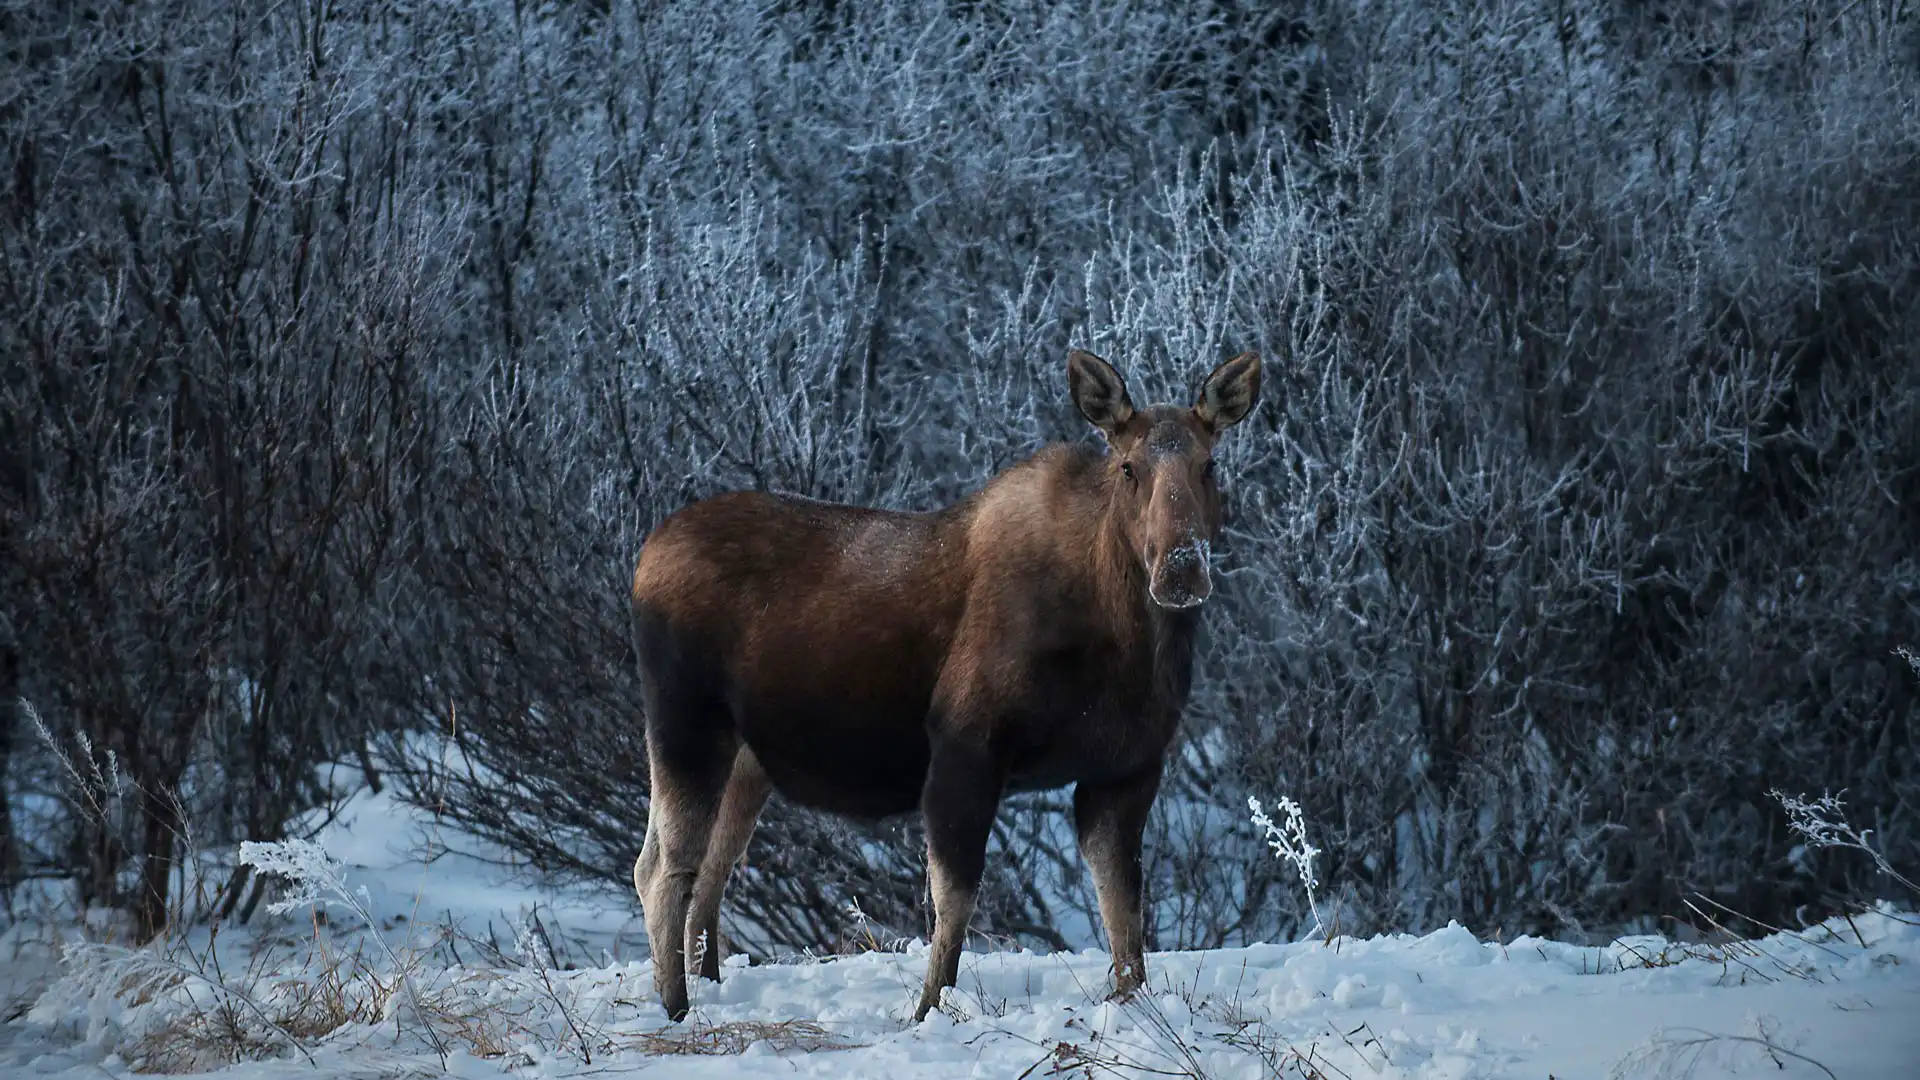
left=914, top=739, right=1002, bottom=1022
left=1074, top=767, right=1162, bottom=999
left=640, top=727, right=732, bottom=1022
left=685, top=746, right=772, bottom=982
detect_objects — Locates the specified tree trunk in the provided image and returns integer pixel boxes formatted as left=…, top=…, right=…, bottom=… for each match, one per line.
left=0, top=623, right=17, bottom=894
left=356, top=734, right=384, bottom=795
left=132, top=789, right=178, bottom=942
left=237, top=871, right=269, bottom=925
left=212, top=862, right=252, bottom=924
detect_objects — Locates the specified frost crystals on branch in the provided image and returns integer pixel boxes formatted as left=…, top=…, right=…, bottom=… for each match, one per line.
left=1768, top=790, right=1917, bottom=897
left=1248, top=794, right=1323, bottom=940
left=236, top=839, right=353, bottom=917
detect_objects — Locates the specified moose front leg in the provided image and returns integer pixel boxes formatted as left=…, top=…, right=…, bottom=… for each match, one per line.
left=914, top=738, right=1003, bottom=1021
left=1074, top=766, right=1161, bottom=999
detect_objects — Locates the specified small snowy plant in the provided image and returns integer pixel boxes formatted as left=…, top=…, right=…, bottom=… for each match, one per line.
left=508, top=912, right=602, bottom=1063
left=1768, top=651, right=1919, bottom=899
left=24, top=698, right=130, bottom=836
left=1768, top=789, right=1917, bottom=896
left=236, top=839, right=356, bottom=918
left=1248, top=794, right=1323, bottom=940
left=238, top=839, right=450, bottom=1061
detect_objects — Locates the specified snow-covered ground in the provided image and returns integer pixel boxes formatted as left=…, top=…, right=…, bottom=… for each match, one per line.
left=3, top=779, right=1916, bottom=1079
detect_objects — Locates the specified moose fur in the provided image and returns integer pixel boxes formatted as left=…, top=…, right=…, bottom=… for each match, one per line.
left=630, top=349, right=1262, bottom=1021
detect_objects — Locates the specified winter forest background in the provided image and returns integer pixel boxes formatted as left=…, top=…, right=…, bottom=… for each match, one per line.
left=2, top=0, right=1916, bottom=963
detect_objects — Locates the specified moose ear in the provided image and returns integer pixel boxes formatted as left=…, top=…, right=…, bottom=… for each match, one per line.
left=1195, top=351, right=1261, bottom=432
left=1067, top=349, right=1135, bottom=438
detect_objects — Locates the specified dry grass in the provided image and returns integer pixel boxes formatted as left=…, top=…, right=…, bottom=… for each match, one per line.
left=436, top=1005, right=523, bottom=1064
left=56, top=893, right=868, bottom=1075
left=1610, top=1017, right=1837, bottom=1080
left=128, top=1003, right=294, bottom=1075
left=115, top=930, right=401, bottom=1073
left=995, top=965, right=1370, bottom=1080
left=274, top=934, right=399, bottom=1039
left=1575, top=893, right=1872, bottom=987
left=625, top=1018, right=864, bottom=1056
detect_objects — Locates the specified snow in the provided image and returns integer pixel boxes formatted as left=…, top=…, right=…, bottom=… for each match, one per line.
left=3, top=778, right=1917, bottom=1079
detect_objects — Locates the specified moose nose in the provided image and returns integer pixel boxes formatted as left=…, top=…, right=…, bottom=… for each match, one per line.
left=1148, top=542, right=1212, bottom=609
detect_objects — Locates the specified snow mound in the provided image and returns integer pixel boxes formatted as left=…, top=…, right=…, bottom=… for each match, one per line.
left=3, top=904, right=1915, bottom=1079
left=4, top=772, right=1915, bottom=1077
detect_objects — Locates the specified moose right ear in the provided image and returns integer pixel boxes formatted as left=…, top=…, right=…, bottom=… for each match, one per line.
left=1067, top=350, right=1135, bottom=438
left=1194, top=351, right=1261, bottom=433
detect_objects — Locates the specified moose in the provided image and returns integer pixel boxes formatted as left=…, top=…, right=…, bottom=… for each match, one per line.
left=629, top=349, right=1262, bottom=1021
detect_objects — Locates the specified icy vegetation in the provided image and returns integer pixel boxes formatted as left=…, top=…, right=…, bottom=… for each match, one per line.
left=4, top=0, right=1918, bottom=1064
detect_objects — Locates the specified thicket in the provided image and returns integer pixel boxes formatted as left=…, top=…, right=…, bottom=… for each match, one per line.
left=3, top=0, right=1914, bottom=952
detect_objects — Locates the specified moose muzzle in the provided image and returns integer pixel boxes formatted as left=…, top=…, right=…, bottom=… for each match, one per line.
left=1147, top=541, right=1212, bottom=609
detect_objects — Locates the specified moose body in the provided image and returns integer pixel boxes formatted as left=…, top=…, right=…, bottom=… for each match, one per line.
left=631, top=350, right=1261, bottom=1021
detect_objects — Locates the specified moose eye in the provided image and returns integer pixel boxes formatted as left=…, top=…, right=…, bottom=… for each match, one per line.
left=1121, top=461, right=1137, bottom=482
left=1202, top=458, right=1216, bottom=479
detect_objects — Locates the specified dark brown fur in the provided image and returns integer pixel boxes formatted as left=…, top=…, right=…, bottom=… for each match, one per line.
left=631, top=350, right=1261, bottom=1021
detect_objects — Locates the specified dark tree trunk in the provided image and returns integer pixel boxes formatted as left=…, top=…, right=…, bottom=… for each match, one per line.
left=132, top=789, right=179, bottom=942
left=0, top=624, right=16, bottom=894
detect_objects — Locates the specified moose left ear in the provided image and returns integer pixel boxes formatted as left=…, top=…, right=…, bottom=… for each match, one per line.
left=1195, top=352, right=1261, bottom=432
left=1068, top=349, right=1136, bottom=438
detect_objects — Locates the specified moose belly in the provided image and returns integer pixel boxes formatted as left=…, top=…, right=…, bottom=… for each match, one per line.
left=1001, top=686, right=1183, bottom=795
left=725, top=636, right=1179, bottom=815
left=1003, top=730, right=1171, bottom=795
left=731, top=671, right=936, bottom=820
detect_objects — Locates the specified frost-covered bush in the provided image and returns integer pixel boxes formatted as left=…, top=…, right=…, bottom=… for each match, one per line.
left=4, top=0, right=1915, bottom=954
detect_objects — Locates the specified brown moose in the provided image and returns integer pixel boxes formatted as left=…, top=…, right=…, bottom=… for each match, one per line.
left=629, top=349, right=1262, bottom=1021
